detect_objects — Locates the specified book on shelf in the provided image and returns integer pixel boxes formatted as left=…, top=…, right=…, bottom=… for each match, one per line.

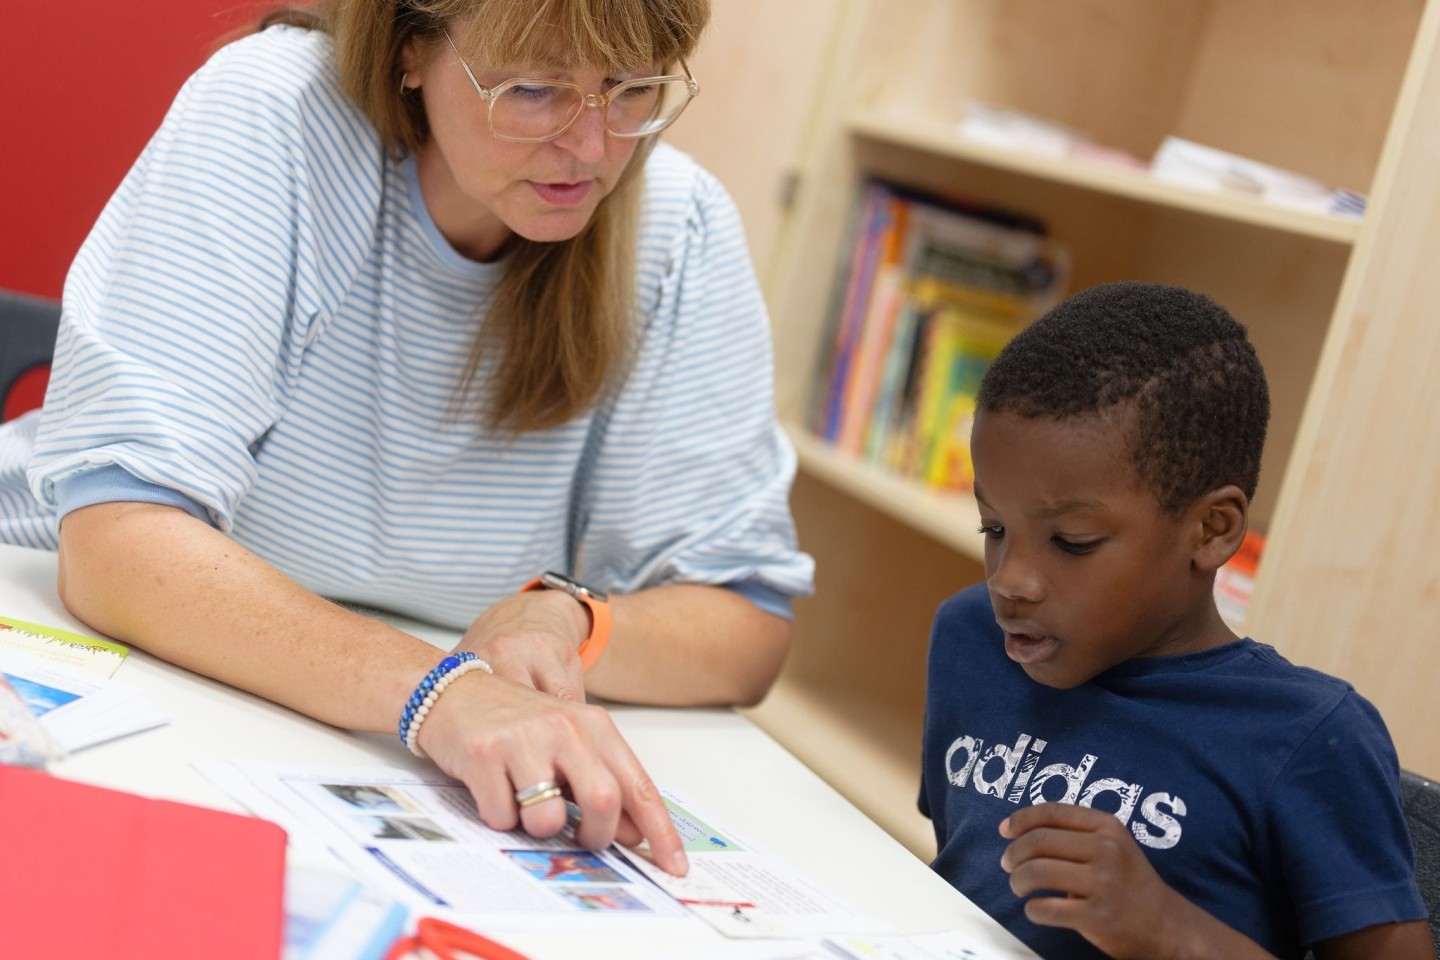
left=812, top=179, right=1069, bottom=492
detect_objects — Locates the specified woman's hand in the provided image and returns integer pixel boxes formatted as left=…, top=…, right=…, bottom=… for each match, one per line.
left=416, top=668, right=688, bottom=876
left=456, top=590, right=591, bottom=700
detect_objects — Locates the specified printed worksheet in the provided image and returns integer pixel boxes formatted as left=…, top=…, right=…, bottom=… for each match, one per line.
left=199, top=762, right=700, bottom=933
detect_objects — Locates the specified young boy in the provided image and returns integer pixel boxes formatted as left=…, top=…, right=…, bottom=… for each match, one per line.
left=919, top=282, right=1430, bottom=960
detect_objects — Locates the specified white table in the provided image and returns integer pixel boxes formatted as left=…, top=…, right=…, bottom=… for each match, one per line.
left=0, top=542, right=1034, bottom=958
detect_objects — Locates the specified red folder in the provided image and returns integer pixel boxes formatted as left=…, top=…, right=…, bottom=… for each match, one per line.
left=0, top=764, right=287, bottom=959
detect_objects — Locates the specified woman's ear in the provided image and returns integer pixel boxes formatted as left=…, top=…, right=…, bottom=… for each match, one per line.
left=1190, top=484, right=1249, bottom=574
left=399, top=36, right=423, bottom=88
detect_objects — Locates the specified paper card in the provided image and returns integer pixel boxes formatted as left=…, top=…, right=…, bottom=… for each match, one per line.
left=0, top=647, right=168, bottom=752
left=623, top=790, right=890, bottom=939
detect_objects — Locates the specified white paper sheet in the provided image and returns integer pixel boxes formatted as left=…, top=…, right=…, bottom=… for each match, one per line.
left=200, top=761, right=703, bottom=933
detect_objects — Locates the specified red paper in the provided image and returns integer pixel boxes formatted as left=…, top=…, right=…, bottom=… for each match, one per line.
left=0, top=765, right=286, bottom=959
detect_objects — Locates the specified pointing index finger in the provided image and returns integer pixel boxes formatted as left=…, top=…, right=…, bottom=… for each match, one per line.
left=580, top=710, right=689, bottom=876
left=625, top=774, right=688, bottom=876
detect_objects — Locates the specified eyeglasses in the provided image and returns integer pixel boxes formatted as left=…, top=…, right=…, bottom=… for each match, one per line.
left=442, top=31, right=700, bottom=142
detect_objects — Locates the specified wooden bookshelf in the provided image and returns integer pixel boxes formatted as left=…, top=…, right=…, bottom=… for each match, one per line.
left=741, top=0, right=1440, bottom=850
left=786, top=424, right=985, bottom=562
left=847, top=109, right=1364, bottom=245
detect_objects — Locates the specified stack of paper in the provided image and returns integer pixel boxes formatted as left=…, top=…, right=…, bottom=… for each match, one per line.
left=1151, top=137, right=1366, bottom=218
left=956, top=101, right=1148, bottom=171
left=0, top=647, right=168, bottom=753
left=957, top=101, right=1083, bottom=159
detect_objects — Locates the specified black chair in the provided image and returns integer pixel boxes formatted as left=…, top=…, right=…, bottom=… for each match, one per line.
left=0, top=288, right=61, bottom=422
left=1401, top=769, right=1440, bottom=957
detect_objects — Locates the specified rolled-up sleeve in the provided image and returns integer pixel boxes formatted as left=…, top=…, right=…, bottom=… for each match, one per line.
left=27, top=28, right=378, bottom=531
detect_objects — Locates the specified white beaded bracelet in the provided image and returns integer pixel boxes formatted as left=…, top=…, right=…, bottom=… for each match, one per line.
left=403, top=657, right=493, bottom=758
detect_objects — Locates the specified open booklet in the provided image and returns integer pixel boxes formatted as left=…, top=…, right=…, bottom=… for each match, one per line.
left=198, top=762, right=889, bottom=939
left=0, top=614, right=129, bottom=677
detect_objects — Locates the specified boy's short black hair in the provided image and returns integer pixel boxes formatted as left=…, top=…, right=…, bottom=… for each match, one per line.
left=976, top=281, right=1270, bottom=513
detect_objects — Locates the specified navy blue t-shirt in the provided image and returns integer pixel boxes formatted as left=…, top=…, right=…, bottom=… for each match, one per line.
left=920, top=583, right=1426, bottom=960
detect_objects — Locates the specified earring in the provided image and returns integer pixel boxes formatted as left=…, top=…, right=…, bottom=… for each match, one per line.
left=399, top=72, right=410, bottom=95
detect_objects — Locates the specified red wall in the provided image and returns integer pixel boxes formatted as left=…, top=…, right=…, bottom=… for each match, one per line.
left=1, top=3, right=265, bottom=299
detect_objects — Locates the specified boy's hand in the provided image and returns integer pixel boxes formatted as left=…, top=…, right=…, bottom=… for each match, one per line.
left=1000, top=803, right=1256, bottom=960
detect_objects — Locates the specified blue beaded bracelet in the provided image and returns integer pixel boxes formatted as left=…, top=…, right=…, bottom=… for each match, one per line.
left=398, top=652, right=491, bottom=755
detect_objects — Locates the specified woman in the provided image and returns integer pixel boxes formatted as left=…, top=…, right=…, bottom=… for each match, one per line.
left=0, top=0, right=813, bottom=873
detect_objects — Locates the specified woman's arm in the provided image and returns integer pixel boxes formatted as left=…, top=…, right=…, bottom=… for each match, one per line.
left=56, top=500, right=687, bottom=873
left=60, top=502, right=430, bottom=728
left=599, top=584, right=791, bottom=706
left=457, top=584, right=791, bottom=709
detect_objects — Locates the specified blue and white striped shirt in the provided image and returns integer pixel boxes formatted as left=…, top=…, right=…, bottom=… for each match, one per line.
left=0, top=26, right=813, bottom=628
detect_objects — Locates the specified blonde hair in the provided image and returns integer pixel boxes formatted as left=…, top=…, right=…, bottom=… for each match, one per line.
left=260, top=0, right=711, bottom=431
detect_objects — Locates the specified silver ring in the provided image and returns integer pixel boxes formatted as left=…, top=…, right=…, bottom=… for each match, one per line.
left=515, top=779, right=560, bottom=805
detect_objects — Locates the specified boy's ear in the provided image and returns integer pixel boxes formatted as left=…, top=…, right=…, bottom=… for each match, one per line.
left=1189, top=485, right=1249, bottom=574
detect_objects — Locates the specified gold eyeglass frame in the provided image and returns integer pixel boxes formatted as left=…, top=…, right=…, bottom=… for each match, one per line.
left=441, top=30, right=700, bottom=143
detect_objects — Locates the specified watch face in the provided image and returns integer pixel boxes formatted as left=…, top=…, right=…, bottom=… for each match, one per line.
left=540, top=571, right=608, bottom=603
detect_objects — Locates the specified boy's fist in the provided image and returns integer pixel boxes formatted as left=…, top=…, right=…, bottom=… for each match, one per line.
left=1000, top=802, right=1197, bottom=959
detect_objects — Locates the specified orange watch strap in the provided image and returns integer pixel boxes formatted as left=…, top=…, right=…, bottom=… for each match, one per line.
left=520, top=577, right=612, bottom=672
left=576, top=596, right=612, bottom=672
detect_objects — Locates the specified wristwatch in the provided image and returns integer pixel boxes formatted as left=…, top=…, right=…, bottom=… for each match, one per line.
left=519, top=571, right=613, bottom=672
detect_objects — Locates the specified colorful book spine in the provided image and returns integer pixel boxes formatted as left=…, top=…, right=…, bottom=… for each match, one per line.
left=820, top=183, right=889, bottom=440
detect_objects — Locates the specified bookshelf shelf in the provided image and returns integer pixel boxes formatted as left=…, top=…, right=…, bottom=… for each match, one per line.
left=786, top=423, right=986, bottom=562
left=847, top=109, right=1364, bottom=245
